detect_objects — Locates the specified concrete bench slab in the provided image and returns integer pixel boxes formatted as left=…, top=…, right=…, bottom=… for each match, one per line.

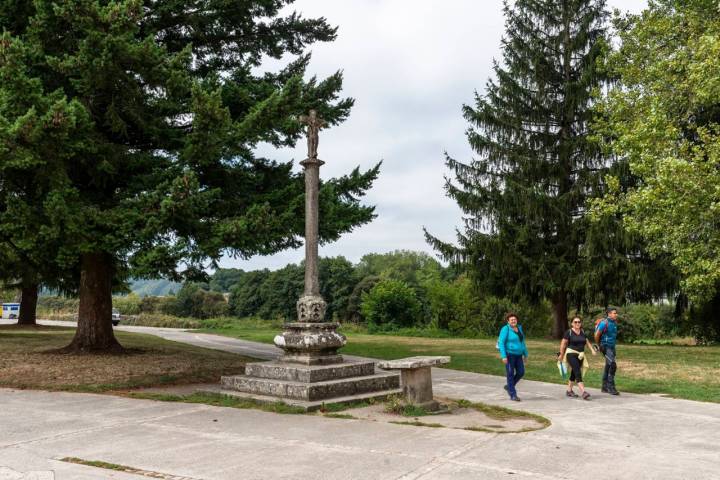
left=377, top=356, right=451, bottom=411
left=376, top=356, right=450, bottom=370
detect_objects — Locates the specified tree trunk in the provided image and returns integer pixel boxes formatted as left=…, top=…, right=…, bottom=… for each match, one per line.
left=17, top=283, right=38, bottom=326
left=62, top=252, right=123, bottom=353
left=551, top=291, right=568, bottom=339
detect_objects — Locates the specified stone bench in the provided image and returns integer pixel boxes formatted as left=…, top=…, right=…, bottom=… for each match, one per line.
left=376, top=356, right=450, bottom=411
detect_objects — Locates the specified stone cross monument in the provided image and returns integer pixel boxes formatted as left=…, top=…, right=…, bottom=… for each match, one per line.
left=272, top=110, right=346, bottom=365
left=220, top=111, right=400, bottom=408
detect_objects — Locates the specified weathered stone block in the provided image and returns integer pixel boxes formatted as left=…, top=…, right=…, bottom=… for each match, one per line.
left=273, top=321, right=346, bottom=365
left=376, top=356, right=450, bottom=369
left=221, top=371, right=400, bottom=401
left=244, top=361, right=376, bottom=383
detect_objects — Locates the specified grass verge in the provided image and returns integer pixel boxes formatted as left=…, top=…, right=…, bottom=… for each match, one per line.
left=199, top=322, right=720, bottom=403
left=389, top=420, right=444, bottom=428
left=455, top=399, right=551, bottom=429
left=60, top=457, right=183, bottom=479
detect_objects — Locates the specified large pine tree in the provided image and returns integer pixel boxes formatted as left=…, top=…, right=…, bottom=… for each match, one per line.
left=0, top=0, right=378, bottom=351
left=428, top=0, right=663, bottom=337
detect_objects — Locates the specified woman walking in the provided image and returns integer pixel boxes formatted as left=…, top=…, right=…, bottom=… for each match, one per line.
left=498, top=312, right=528, bottom=401
left=558, top=315, right=597, bottom=400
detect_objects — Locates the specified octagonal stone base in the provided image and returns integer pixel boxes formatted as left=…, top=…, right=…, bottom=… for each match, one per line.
left=274, top=322, right=346, bottom=365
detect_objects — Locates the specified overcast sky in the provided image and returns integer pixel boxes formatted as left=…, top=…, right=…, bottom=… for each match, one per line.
left=220, top=0, right=648, bottom=272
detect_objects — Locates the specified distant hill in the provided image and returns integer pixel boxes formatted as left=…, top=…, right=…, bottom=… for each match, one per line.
left=130, top=279, right=181, bottom=297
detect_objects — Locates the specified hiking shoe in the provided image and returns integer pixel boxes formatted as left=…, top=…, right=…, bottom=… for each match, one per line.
left=608, top=388, right=620, bottom=396
left=510, top=396, right=521, bottom=402
left=503, top=385, right=509, bottom=392
left=601, top=385, right=609, bottom=393
left=566, top=390, right=579, bottom=398
left=582, top=392, right=591, bottom=401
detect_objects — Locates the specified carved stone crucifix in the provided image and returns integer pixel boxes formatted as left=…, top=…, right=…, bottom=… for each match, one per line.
left=298, top=109, right=326, bottom=159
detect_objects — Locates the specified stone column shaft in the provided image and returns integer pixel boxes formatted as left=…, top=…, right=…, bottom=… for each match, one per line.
left=303, top=158, right=322, bottom=296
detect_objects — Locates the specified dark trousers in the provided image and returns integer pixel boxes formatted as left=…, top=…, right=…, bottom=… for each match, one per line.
left=567, top=353, right=583, bottom=383
left=505, top=354, right=525, bottom=398
left=601, top=345, right=617, bottom=388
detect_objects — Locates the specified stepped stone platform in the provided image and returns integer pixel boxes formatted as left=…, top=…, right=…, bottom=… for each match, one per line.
left=221, top=360, right=401, bottom=409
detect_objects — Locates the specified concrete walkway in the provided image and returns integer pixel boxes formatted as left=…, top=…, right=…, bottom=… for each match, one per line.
left=1, top=322, right=719, bottom=479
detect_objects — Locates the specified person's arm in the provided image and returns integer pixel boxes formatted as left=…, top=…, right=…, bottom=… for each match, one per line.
left=586, top=338, right=597, bottom=355
left=559, top=338, right=568, bottom=360
left=498, top=326, right=508, bottom=363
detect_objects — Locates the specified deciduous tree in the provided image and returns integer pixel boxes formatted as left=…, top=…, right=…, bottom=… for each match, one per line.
left=595, top=0, right=720, bottom=306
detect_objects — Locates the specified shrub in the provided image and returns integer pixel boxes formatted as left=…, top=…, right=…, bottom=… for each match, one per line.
left=426, top=276, right=479, bottom=332
left=441, top=293, right=551, bottom=338
left=345, top=275, right=380, bottom=323
left=119, top=313, right=201, bottom=329
left=37, top=296, right=79, bottom=314
left=113, top=294, right=142, bottom=315
left=686, top=292, right=720, bottom=345
left=361, top=280, right=422, bottom=331
left=149, top=296, right=179, bottom=315
left=175, top=283, right=229, bottom=319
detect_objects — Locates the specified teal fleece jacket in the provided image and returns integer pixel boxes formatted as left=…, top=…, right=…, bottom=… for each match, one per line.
left=498, top=324, right=529, bottom=359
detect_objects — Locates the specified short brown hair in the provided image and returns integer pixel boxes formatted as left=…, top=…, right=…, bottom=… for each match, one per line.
left=504, top=312, right=519, bottom=322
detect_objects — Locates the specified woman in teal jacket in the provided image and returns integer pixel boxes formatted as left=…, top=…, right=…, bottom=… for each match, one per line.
left=498, top=312, right=529, bottom=401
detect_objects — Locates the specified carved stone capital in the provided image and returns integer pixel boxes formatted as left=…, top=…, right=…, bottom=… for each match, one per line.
left=296, top=294, right=327, bottom=322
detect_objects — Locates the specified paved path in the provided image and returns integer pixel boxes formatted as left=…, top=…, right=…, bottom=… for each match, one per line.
left=1, top=321, right=719, bottom=479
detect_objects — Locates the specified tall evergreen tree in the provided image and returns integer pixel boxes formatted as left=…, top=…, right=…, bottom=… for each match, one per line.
left=0, top=0, right=378, bottom=351
left=427, top=0, right=671, bottom=337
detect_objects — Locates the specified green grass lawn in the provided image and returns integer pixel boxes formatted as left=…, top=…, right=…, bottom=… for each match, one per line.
left=199, top=323, right=720, bottom=403
left=0, top=325, right=251, bottom=392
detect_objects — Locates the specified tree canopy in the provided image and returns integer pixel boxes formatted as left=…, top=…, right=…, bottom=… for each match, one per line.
left=594, top=0, right=720, bottom=304
left=0, top=0, right=379, bottom=350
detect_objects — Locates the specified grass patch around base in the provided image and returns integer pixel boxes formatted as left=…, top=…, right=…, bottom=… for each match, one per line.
left=383, top=394, right=431, bottom=417
left=455, top=399, right=551, bottom=427
left=324, top=413, right=357, bottom=419
left=318, top=398, right=376, bottom=413
left=389, top=420, right=444, bottom=428
left=60, top=457, right=181, bottom=479
left=61, top=458, right=127, bottom=471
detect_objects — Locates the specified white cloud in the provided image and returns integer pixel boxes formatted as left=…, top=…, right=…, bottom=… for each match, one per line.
left=222, top=0, right=649, bottom=271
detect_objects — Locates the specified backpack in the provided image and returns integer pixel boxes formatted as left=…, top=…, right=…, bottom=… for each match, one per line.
left=595, top=318, right=609, bottom=336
